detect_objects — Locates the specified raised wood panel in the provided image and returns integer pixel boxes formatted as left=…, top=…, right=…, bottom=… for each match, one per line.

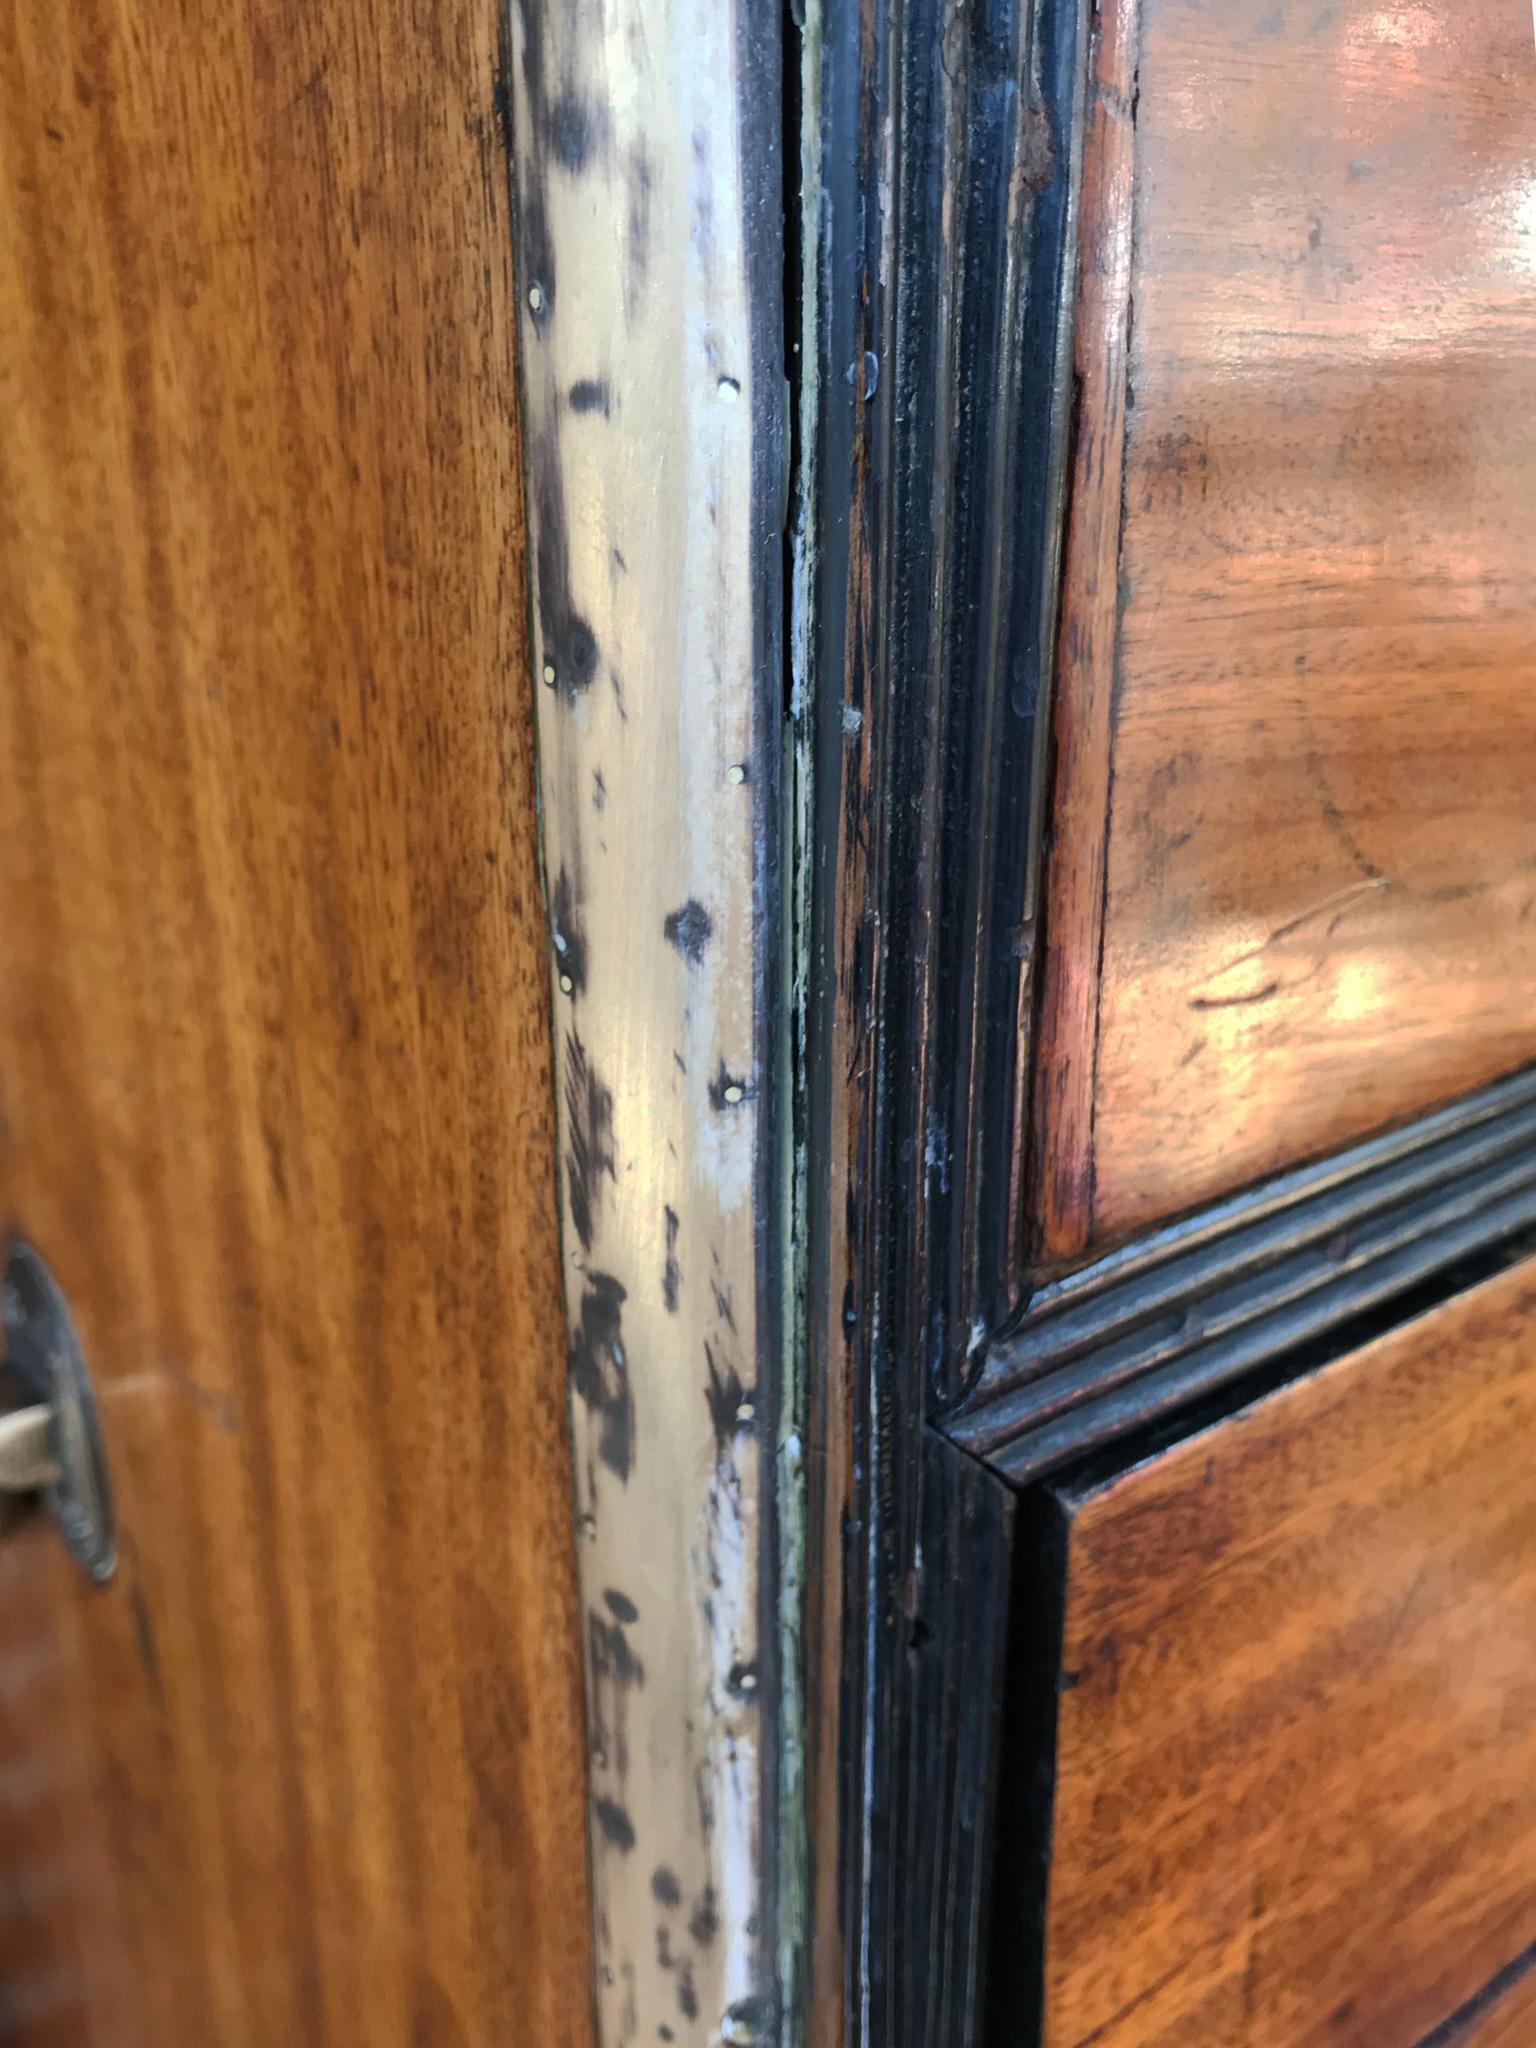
left=1034, top=0, right=1536, bottom=1255
left=1029, top=1254, right=1536, bottom=2048
left=0, top=1, right=592, bottom=2042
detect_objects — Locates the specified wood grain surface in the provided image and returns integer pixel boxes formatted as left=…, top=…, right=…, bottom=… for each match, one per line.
left=0, top=1, right=592, bottom=2042
left=1033, top=0, right=1536, bottom=1256
left=1031, top=1253, right=1536, bottom=2048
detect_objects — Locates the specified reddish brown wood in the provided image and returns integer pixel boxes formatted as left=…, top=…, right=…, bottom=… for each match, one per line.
left=0, top=1, right=592, bottom=2041
left=1032, top=0, right=1536, bottom=1256
left=1030, top=0, right=1141, bottom=1259
left=1035, top=1255, right=1536, bottom=2048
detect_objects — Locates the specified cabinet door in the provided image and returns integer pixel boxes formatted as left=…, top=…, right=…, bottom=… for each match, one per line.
left=0, top=2, right=591, bottom=2041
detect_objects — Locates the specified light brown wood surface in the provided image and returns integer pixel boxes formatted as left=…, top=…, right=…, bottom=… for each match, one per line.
left=0, top=1, right=592, bottom=2042
left=1034, top=0, right=1536, bottom=1257
left=1035, top=1254, right=1536, bottom=2048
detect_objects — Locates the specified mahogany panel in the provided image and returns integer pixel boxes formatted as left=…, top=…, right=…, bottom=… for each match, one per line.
left=0, top=1, right=591, bottom=2042
left=1035, top=0, right=1536, bottom=1255
left=1030, top=1254, right=1536, bottom=2048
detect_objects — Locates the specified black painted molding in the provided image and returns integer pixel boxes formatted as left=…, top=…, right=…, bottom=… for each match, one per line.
left=951, top=1063, right=1536, bottom=1484
left=796, top=0, right=1084, bottom=2040
left=897, top=1433, right=1017, bottom=2048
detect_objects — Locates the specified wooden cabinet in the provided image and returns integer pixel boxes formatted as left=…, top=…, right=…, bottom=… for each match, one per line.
left=5, top=0, right=1536, bottom=2042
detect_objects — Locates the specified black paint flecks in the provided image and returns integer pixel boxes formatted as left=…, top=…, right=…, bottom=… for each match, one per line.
left=707, top=1059, right=749, bottom=1111
left=710, top=1275, right=736, bottom=1332
left=553, top=610, right=600, bottom=698
left=652, top=1863, right=726, bottom=2029
left=690, top=129, right=716, bottom=283
left=655, top=1924, right=697, bottom=2024
left=548, top=87, right=605, bottom=172
left=588, top=1613, right=643, bottom=1795
left=662, top=1205, right=681, bottom=1312
left=604, top=1588, right=640, bottom=1625
left=509, top=0, right=584, bottom=664
left=569, top=377, right=612, bottom=416
left=663, top=898, right=713, bottom=965
left=594, top=1798, right=637, bottom=1852
left=551, top=866, right=589, bottom=996
left=512, top=2, right=557, bottom=316
left=625, top=146, right=654, bottom=319
left=590, top=1604, right=645, bottom=1693
left=563, top=1033, right=615, bottom=1252
left=568, top=1272, right=634, bottom=1481
left=588, top=1597, right=644, bottom=1804
left=511, top=2, right=616, bottom=768
left=688, top=1888, right=719, bottom=1950
left=704, top=1342, right=754, bottom=1460
left=724, top=1995, right=776, bottom=2038
left=532, top=449, right=600, bottom=698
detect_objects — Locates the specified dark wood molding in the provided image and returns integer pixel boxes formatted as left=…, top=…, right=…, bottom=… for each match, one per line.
left=897, top=1433, right=1018, bottom=2048
left=795, top=0, right=1084, bottom=2037
left=953, top=1062, right=1536, bottom=1484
